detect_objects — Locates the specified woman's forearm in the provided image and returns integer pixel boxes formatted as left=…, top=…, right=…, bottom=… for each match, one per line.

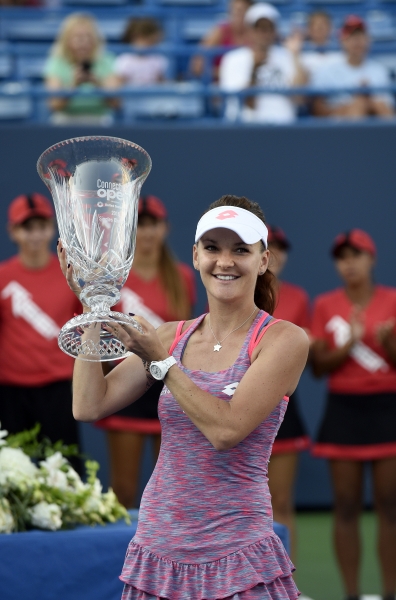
left=165, top=365, right=237, bottom=450
left=72, top=358, right=108, bottom=422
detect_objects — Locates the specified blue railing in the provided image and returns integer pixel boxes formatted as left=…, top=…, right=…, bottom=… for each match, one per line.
left=0, top=82, right=395, bottom=123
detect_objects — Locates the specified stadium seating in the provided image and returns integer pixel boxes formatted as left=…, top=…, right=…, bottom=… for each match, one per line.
left=0, top=1, right=396, bottom=122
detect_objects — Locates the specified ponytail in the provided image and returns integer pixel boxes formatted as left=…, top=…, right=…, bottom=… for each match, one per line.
left=205, top=195, right=278, bottom=315
left=254, top=265, right=277, bottom=314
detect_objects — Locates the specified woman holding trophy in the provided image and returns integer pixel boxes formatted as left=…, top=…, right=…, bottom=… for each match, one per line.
left=96, top=194, right=196, bottom=509
left=58, top=195, right=308, bottom=600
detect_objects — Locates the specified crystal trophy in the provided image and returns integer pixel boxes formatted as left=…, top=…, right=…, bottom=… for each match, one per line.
left=37, top=136, right=151, bottom=361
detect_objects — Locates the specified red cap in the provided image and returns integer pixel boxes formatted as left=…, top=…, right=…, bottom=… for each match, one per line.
left=138, top=195, right=167, bottom=220
left=267, top=225, right=291, bottom=250
left=332, top=229, right=376, bottom=257
left=340, top=15, right=366, bottom=39
left=8, top=193, right=54, bottom=225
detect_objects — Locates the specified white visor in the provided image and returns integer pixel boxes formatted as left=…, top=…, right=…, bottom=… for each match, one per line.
left=195, top=206, right=268, bottom=247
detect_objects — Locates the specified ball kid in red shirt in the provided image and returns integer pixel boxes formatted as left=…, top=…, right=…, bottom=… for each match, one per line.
left=311, top=229, right=396, bottom=600
left=0, top=193, right=82, bottom=472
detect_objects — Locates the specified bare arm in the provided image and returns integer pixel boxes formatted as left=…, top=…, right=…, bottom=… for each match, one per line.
left=72, top=320, right=178, bottom=421
left=284, top=32, right=308, bottom=88
left=108, top=318, right=309, bottom=451
left=56, top=240, right=176, bottom=421
left=368, top=97, right=394, bottom=117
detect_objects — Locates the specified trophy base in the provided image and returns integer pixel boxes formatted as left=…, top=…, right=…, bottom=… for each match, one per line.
left=58, top=311, right=143, bottom=362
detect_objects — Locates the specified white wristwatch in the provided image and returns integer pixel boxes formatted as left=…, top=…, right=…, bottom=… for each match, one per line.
left=149, top=356, right=177, bottom=381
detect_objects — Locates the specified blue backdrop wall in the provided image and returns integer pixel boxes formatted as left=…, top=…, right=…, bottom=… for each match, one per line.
left=1, top=122, right=396, bottom=507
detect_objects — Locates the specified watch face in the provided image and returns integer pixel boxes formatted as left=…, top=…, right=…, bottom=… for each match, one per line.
left=150, top=364, right=163, bottom=380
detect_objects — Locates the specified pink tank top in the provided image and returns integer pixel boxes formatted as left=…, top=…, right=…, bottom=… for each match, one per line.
left=120, top=310, right=295, bottom=598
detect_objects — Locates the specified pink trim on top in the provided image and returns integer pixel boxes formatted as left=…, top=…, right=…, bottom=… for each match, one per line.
left=168, top=316, right=206, bottom=355
left=248, top=317, right=282, bottom=360
left=247, top=312, right=269, bottom=359
left=248, top=314, right=289, bottom=402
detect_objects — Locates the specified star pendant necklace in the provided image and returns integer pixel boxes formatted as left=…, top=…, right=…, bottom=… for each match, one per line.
left=208, top=307, right=258, bottom=352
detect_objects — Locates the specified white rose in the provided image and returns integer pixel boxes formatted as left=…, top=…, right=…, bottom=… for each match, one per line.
left=40, top=452, right=67, bottom=471
left=0, top=499, right=14, bottom=533
left=0, top=447, right=37, bottom=489
left=83, top=479, right=106, bottom=515
left=29, top=502, right=62, bottom=531
left=65, top=466, right=85, bottom=492
left=39, top=452, right=69, bottom=491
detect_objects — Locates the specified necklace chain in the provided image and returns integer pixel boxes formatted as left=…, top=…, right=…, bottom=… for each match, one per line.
left=208, top=307, right=258, bottom=352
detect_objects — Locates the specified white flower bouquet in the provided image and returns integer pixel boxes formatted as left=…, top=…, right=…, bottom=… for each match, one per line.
left=0, top=423, right=130, bottom=533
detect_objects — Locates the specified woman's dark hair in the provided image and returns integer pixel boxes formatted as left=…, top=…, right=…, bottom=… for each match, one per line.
left=204, top=195, right=277, bottom=314
left=122, top=18, right=162, bottom=44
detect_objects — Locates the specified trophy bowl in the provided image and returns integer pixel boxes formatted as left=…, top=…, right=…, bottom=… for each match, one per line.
left=37, top=136, right=152, bottom=361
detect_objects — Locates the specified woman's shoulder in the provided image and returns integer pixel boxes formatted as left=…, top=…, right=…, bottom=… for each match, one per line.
left=254, top=318, right=309, bottom=358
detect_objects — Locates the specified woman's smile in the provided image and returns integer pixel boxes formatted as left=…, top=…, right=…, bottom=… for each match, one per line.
left=212, top=274, right=240, bottom=281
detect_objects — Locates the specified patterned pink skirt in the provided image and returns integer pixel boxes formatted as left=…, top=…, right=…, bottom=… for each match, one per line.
left=121, top=579, right=299, bottom=600
left=120, top=533, right=299, bottom=600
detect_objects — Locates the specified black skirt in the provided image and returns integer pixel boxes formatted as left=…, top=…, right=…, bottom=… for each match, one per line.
left=313, top=391, right=396, bottom=460
left=272, top=390, right=310, bottom=454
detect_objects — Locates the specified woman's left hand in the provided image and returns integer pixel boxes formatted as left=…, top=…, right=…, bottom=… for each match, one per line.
left=104, top=316, right=169, bottom=363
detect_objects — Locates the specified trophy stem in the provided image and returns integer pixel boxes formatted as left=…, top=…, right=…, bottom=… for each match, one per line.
left=80, top=284, right=121, bottom=313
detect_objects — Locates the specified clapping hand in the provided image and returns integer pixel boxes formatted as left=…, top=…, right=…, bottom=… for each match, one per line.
left=349, top=305, right=365, bottom=343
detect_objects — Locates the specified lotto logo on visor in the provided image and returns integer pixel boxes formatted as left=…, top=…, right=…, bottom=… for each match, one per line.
left=195, top=206, right=268, bottom=247
left=216, top=210, right=239, bottom=220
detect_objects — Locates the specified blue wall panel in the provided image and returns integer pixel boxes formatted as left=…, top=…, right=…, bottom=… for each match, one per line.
left=1, top=122, right=396, bottom=507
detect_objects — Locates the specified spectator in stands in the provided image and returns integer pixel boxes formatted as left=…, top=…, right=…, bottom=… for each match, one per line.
left=95, top=196, right=196, bottom=508
left=219, top=3, right=308, bottom=124
left=300, top=11, right=342, bottom=80
left=312, top=15, right=394, bottom=119
left=44, top=13, right=118, bottom=125
left=0, top=193, right=82, bottom=473
left=114, top=18, right=169, bottom=86
left=190, top=0, right=252, bottom=80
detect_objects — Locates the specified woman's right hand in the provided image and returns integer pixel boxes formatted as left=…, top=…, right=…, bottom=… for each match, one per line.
left=57, top=239, right=87, bottom=307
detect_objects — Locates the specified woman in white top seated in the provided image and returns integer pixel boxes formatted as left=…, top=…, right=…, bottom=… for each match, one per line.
left=114, top=18, right=169, bottom=86
left=312, top=15, right=394, bottom=119
left=219, top=3, right=307, bottom=124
